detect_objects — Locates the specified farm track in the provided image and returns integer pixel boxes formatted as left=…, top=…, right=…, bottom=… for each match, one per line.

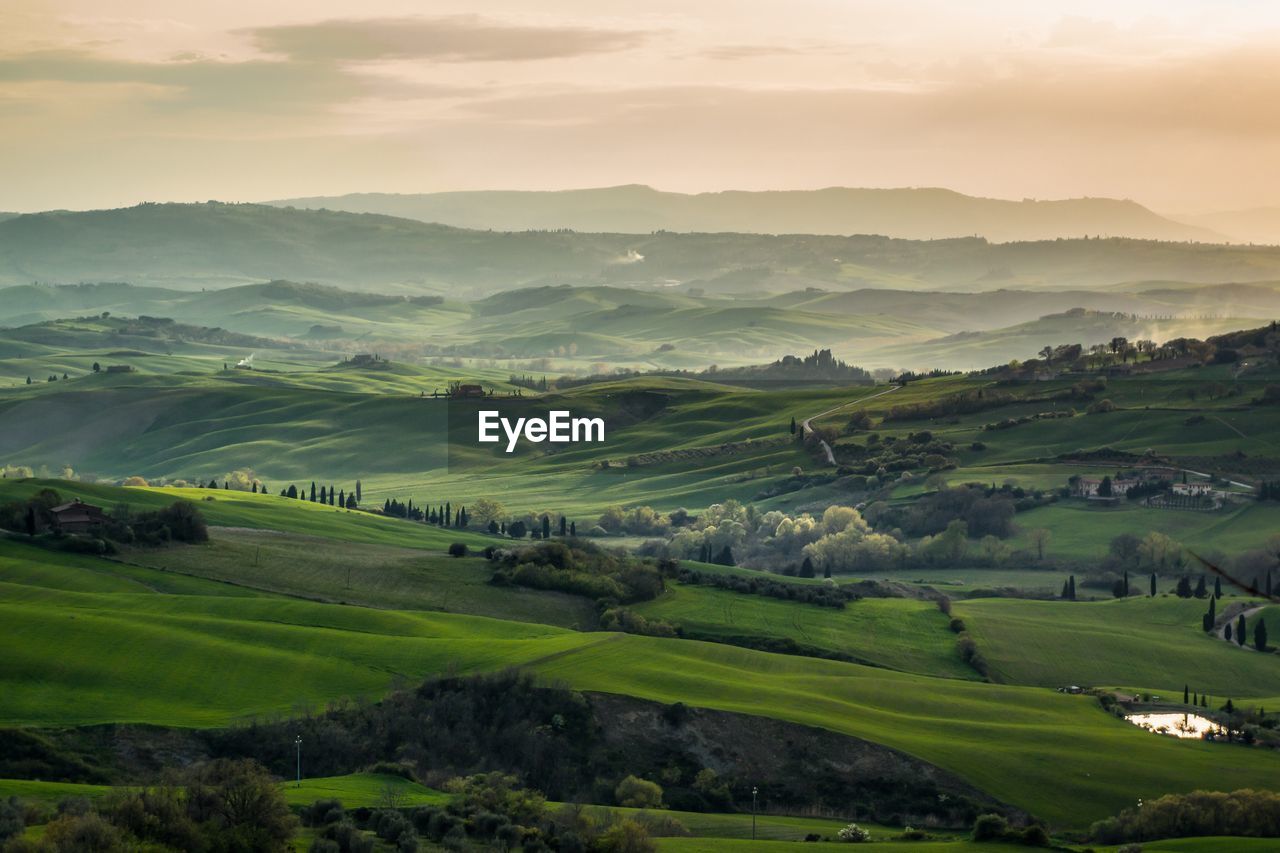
left=800, top=385, right=901, bottom=466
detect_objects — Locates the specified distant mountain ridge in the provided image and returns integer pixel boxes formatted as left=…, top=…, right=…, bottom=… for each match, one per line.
left=266, top=185, right=1223, bottom=243
left=5, top=201, right=1280, bottom=294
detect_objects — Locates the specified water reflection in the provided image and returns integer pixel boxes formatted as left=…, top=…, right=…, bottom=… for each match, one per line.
left=1126, top=712, right=1222, bottom=739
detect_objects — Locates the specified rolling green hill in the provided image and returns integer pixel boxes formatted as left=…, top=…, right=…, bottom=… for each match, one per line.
left=3, top=557, right=1278, bottom=828
left=956, top=596, right=1279, bottom=698
left=632, top=584, right=976, bottom=679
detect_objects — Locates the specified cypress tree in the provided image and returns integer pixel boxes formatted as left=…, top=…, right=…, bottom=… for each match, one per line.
left=328, top=486, right=335, bottom=506
left=1068, top=575, right=1076, bottom=600
left=320, top=486, right=327, bottom=504
left=790, top=416, right=796, bottom=435
left=569, top=521, right=576, bottom=536
left=355, top=480, right=362, bottom=503
left=799, top=556, right=815, bottom=578
left=1150, top=572, right=1157, bottom=597
left=1214, top=577, right=1222, bottom=599
left=287, top=484, right=298, bottom=499
left=310, top=482, right=316, bottom=502
left=1194, top=576, right=1207, bottom=598
left=1236, top=613, right=1247, bottom=646
left=445, top=502, right=451, bottom=527
left=716, top=545, right=735, bottom=566
left=251, top=482, right=258, bottom=494
left=223, top=481, right=228, bottom=490
left=560, top=516, right=567, bottom=536
left=338, top=489, right=345, bottom=506
left=1257, top=620, right=1269, bottom=652
left=1201, top=694, right=1208, bottom=708
left=208, top=478, right=218, bottom=489
left=1061, top=579, right=1071, bottom=600
left=1184, top=685, right=1189, bottom=704
left=542, top=515, right=551, bottom=539
left=823, top=563, right=832, bottom=579
left=460, top=507, right=468, bottom=527
left=261, top=482, right=267, bottom=494
left=25, top=506, right=35, bottom=537
left=1226, top=623, right=1233, bottom=642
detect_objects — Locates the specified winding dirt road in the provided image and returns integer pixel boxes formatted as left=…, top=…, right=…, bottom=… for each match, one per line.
left=801, top=385, right=901, bottom=466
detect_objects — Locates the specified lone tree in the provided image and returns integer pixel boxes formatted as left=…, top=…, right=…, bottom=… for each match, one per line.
left=790, top=416, right=796, bottom=435
left=1029, top=528, right=1051, bottom=561
left=1236, top=613, right=1247, bottom=646
left=1150, top=572, right=1157, bottom=597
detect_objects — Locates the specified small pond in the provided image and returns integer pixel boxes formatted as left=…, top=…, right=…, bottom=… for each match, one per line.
left=1126, top=712, right=1222, bottom=739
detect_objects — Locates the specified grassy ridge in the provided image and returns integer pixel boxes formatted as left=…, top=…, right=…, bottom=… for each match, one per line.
left=120, top=528, right=598, bottom=629
left=0, top=480, right=492, bottom=550
left=956, top=596, right=1280, bottom=698
left=633, top=584, right=976, bottom=679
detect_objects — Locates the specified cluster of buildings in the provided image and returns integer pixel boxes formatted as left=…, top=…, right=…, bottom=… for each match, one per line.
left=1073, top=471, right=1216, bottom=501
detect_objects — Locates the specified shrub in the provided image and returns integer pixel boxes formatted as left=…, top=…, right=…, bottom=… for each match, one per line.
left=448, top=542, right=468, bottom=558
left=837, top=822, right=872, bottom=842
left=0, top=796, right=23, bottom=841
left=301, top=797, right=346, bottom=827
left=972, top=813, right=1009, bottom=841
left=598, top=819, right=656, bottom=853
left=615, top=775, right=664, bottom=809
left=1021, top=824, right=1051, bottom=847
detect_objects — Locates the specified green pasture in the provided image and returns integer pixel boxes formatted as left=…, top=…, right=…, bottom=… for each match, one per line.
left=633, top=583, right=975, bottom=679
left=956, top=595, right=1280, bottom=698
left=121, top=527, right=597, bottom=629
left=1008, top=501, right=1280, bottom=559
left=4, top=547, right=1280, bottom=827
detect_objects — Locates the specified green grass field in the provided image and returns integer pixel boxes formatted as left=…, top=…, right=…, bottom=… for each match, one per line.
left=634, top=583, right=976, bottom=678
left=6, top=548, right=1280, bottom=828
left=1008, top=500, right=1280, bottom=560
left=956, top=595, right=1280, bottom=698
left=121, top=527, right=598, bottom=628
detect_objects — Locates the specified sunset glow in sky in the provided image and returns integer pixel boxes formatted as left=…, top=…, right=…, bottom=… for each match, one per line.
left=5, top=0, right=1280, bottom=212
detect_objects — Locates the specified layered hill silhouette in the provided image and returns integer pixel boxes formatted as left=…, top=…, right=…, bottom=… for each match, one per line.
left=267, top=185, right=1223, bottom=243
left=7, top=202, right=1280, bottom=294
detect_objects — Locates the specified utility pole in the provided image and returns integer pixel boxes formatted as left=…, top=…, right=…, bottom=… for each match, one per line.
left=752, top=786, right=758, bottom=840
left=294, top=736, right=302, bottom=787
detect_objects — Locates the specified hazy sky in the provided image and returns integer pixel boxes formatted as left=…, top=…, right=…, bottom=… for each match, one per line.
left=4, top=0, right=1280, bottom=212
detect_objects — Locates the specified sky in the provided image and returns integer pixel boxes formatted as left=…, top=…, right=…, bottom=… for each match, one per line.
left=4, top=0, right=1280, bottom=213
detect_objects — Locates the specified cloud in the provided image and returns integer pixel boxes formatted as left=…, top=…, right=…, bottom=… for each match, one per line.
left=243, top=15, right=651, bottom=63
left=0, top=49, right=476, bottom=116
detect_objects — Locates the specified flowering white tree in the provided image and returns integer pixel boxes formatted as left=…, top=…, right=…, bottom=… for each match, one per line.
left=837, top=823, right=872, bottom=842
